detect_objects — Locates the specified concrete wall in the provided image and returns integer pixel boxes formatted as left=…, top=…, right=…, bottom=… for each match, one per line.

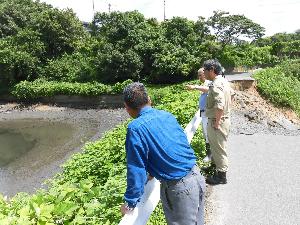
left=0, top=94, right=124, bottom=108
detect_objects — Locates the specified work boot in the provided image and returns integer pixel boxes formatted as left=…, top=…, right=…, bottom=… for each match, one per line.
left=201, top=163, right=216, bottom=174
left=203, top=143, right=212, bottom=162
left=206, top=171, right=227, bottom=185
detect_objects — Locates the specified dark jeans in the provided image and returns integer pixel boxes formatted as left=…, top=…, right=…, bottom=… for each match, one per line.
left=160, top=165, right=206, bottom=225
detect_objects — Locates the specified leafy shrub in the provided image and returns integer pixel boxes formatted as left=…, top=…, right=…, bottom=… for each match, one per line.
left=11, top=79, right=133, bottom=99
left=0, top=38, right=41, bottom=84
left=254, top=62, right=300, bottom=116
left=271, top=40, right=300, bottom=59
left=41, top=53, right=95, bottom=82
left=94, top=45, right=143, bottom=83
left=277, top=59, right=300, bottom=80
left=150, top=44, right=199, bottom=83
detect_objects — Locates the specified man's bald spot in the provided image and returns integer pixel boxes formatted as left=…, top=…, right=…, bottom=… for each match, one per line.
left=198, top=68, right=204, bottom=74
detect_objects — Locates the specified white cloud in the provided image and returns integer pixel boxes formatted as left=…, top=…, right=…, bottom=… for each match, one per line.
left=40, top=0, right=300, bottom=36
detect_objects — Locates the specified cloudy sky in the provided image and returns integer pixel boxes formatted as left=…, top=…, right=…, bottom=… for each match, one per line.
left=40, top=0, right=300, bottom=37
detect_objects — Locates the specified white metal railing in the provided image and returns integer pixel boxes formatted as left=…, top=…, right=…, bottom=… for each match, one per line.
left=119, top=109, right=202, bottom=225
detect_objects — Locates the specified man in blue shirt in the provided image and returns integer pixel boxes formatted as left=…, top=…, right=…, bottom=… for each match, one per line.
left=120, top=82, right=205, bottom=225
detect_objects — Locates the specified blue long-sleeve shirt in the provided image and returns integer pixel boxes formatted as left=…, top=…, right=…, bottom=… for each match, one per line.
left=124, top=106, right=196, bottom=207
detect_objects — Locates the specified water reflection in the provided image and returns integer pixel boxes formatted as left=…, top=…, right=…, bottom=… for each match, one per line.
left=0, top=119, right=78, bottom=196
left=0, top=128, right=36, bottom=167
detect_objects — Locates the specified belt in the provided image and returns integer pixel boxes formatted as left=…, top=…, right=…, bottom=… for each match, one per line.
left=161, top=165, right=199, bottom=186
left=208, top=116, right=229, bottom=119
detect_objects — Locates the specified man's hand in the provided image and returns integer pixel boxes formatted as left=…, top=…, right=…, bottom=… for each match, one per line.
left=213, top=120, right=220, bottom=130
left=120, top=203, right=134, bottom=215
left=147, top=174, right=154, bottom=181
left=186, top=84, right=195, bottom=90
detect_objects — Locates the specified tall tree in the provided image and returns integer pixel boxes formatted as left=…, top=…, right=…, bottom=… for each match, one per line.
left=0, top=0, right=87, bottom=59
left=207, top=11, right=265, bottom=47
left=161, top=17, right=196, bottom=49
left=0, top=0, right=88, bottom=84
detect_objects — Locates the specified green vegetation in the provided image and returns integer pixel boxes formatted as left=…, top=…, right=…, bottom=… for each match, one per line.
left=0, top=0, right=299, bottom=223
left=11, top=79, right=132, bottom=99
left=0, top=0, right=298, bottom=98
left=0, top=0, right=87, bottom=85
left=0, top=0, right=275, bottom=89
left=0, top=83, right=206, bottom=224
left=254, top=60, right=300, bottom=116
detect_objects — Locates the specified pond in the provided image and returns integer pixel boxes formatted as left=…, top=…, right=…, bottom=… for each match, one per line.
left=0, top=106, right=128, bottom=197
left=0, top=127, right=36, bottom=167
left=0, top=119, right=79, bottom=196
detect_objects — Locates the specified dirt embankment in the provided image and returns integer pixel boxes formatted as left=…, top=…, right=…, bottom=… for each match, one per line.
left=231, top=85, right=300, bottom=136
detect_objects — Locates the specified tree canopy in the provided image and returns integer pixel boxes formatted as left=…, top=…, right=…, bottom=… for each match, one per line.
left=1, top=0, right=298, bottom=86
left=208, top=11, right=265, bottom=46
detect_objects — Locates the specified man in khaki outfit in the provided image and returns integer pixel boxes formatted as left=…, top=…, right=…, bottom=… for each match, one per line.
left=203, top=59, right=234, bottom=185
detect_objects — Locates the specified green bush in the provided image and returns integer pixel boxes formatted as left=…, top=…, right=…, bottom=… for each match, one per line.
left=94, top=45, right=143, bottom=83
left=254, top=62, right=300, bottom=116
left=150, top=44, right=199, bottom=83
left=277, top=59, right=300, bottom=80
left=11, top=79, right=133, bottom=99
left=271, top=40, right=300, bottom=59
left=41, top=53, right=95, bottom=82
left=0, top=38, right=41, bottom=84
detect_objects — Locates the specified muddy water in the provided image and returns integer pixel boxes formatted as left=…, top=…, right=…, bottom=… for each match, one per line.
left=0, top=127, right=36, bottom=167
left=0, top=119, right=82, bottom=196
left=0, top=121, right=75, bottom=166
left=0, top=106, right=129, bottom=197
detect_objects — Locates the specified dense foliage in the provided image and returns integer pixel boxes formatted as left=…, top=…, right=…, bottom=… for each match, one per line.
left=0, top=0, right=87, bottom=85
left=11, top=79, right=132, bottom=99
left=208, top=10, right=265, bottom=46
left=0, top=83, right=206, bottom=224
left=254, top=32, right=300, bottom=62
left=254, top=60, right=300, bottom=116
left=3, top=0, right=293, bottom=88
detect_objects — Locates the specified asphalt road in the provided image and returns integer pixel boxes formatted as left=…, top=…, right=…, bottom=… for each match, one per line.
left=225, top=72, right=255, bottom=81
left=207, top=134, right=300, bottom=225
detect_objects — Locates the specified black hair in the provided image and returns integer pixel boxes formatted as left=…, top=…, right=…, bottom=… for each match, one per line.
left=123, top=82, right=149, bottom=110
left=203, top=59, right=223, bottom=75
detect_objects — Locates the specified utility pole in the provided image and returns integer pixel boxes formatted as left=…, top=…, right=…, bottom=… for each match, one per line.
left=92, top=0, right=95, bottom=15
left=108, top=3, right=111, bottom=13
left=163, top=0, right=166, bottom=21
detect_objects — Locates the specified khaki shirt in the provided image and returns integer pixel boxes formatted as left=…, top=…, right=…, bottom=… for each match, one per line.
left=206, top=75, right=234, bottom=118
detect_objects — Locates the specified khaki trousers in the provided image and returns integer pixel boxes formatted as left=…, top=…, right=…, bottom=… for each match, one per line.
left=207, top=118, right=230, bottom=172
